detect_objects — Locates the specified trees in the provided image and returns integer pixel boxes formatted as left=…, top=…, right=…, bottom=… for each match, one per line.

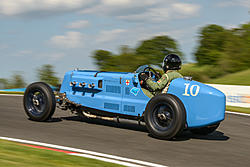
left=92, top=50, right=113, bottom=71
left=92, top=35, right=183, bottom=72
left=8, top=73, right=26, bottom=88
left=135, top=36, right=182, bottom=67
left=194, top=24, right=229, bottom=66
left=37, top=64, right=60, bottom=87
left=0, top=78, right=8, bottom=89
left=194, top=23, right=250, bottom=77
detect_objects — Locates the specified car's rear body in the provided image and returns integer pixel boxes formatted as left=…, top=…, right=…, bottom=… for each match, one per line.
left=168, top=78, right=225, bottom=128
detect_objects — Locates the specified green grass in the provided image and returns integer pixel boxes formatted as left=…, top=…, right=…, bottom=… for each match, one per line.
left=179, top=64, right=210, bottom=82
left=0, top=140, right=125, bottom=167
left=181, top=64, right=250, bottom=86
left=209, top=69, right=250, bottom=86
left=226, top=106, right=250, bottom=114
left=0, top=91, right=24, bottom=95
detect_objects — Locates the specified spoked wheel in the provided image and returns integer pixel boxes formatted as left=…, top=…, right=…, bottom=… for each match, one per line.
left=145, top=94, right=186, bottom=140
left=23, top=82, right=56, bottom=121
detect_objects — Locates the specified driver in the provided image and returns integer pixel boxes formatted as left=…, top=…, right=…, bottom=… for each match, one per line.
left=140, top=54, right=183, bottom=98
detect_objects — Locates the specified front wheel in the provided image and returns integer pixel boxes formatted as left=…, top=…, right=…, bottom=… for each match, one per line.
left=23, top=82, right=56, bottom=121
left=144, top=94, right=186, bottom=140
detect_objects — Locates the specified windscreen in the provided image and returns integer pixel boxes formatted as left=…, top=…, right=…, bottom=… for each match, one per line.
left=135, top=65, right=149, bottom=73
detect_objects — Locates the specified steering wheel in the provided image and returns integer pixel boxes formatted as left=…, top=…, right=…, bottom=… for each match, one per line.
left=143, top=66, right=162, bottom=81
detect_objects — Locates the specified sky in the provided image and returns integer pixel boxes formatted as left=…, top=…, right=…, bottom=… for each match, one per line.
left=0, top=0, right=249, bottom=83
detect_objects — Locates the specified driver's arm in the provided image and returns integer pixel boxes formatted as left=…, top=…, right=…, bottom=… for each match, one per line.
left=146, top=74, right=169, bottom=91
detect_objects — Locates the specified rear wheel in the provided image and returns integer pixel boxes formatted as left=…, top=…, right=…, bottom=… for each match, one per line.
left=190, top=123, right=220, bottom=135
left=23, top=82, right=56, bottom=121
left=144, top=94, right=186, bottom=140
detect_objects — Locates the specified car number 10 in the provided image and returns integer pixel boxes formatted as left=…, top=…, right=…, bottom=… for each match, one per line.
left=183, top=83, right=200, bottom=97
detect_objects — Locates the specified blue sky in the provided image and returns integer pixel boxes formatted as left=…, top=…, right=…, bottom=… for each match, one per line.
left=0, top=0, right=249, bottom=83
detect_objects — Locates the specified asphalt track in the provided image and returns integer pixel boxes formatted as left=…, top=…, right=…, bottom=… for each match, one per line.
left=0, top=96, right=250, bottom=167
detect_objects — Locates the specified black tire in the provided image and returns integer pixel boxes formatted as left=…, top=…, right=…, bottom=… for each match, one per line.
left=23, top=82, right=56, bottom=121
left=144, top=94, right=186, bottom=140
left=190, top=123, right=220, bottom=135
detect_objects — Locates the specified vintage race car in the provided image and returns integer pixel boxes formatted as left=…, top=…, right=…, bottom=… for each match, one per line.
left=23, top=65, right=226, bottom=140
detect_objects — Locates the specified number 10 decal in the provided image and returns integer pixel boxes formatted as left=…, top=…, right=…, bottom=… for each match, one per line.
left=183, top=83, right=200, bottom=96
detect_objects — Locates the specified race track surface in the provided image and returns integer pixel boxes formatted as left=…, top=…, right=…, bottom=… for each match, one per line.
left=0, top=96, right=250, bottom=167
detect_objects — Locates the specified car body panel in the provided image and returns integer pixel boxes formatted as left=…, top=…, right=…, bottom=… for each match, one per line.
left=60, top=69, right=226, bottom=128
left=60, top=70, right=150, bottom=116
left=168, top=78, right=225, bottom=128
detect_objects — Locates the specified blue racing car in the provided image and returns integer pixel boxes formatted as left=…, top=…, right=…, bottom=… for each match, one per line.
left=23, top=65, right=226, bottom=140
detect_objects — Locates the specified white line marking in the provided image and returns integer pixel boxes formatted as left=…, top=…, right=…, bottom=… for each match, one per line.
left=69, top=153, right=145, bottom=167
left=0, top=137, right=167, bottom=167
left=0, top=94, right=23, bottom=97
left=226, top=111, right=250, bottom=117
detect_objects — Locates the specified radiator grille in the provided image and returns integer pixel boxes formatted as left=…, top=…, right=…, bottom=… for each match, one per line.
left=104, top=103, right=119, bottom=110
left=124, top=105, right=135, bottom=112
left=106, top=85, right=121, bottom=94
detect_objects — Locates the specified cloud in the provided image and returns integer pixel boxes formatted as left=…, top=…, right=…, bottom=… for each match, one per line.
left=117, top=7, right=170, bottom=22
left=81, top=0, right=161, bottom=18
left=0, top=0, right=95, bottom=16
left=172, top=3, right=200, bottom=17
left=8, top=50, right=33, bottom=57
left=0, top=0, right=200, bottom=22
left=45, top=52, right=66, bottom=61
left=0, top=44, right=8, bottom=50
left=217, top=0, right=250, bottom=8
left=9, top=50, right=65, bottom=61
left=97, top=29, right=127, bottom=43
left=18, top=50, right=33, bottom=55
left=49, top=31, right=84, bottom=49
left=82, top=1, right=200, bottom=22
left=66, top=20, right=89, bottom=29
left=82, top=0, right=158, bottom=15
left=33, top=52, right=66, bottom=61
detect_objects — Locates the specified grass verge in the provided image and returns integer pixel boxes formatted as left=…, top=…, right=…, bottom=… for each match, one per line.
left=0, top=91, right=24, bottom=95
left=226, top=106, right=250, bottom=114
left=0, top=140, right=125, bottom=167
left=208, top=69, right=250, bottom=86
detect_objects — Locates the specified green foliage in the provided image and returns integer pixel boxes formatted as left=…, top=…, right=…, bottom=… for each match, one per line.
left=179, top=64, right=209, bottom=82
left=0, top=78, right=8, bottom=89
left=0, top=91, right=24, bottom=95
left=226, top=106, right=250, bottom=114
left=7, top=73, right=26, bottom=89
left=193, top=23, right=250, bottom=84
left=219, top=24, right=250, bottom=72
left=180, top=64, right=250, bottom=85
left=194, top=23, right=250, bottom=80
left=92, top=25, right=250, bottom=85
left=0, top=73, right=26, bottom=89
left=92, top=50, right=113, bottom=70
left=209, top=69, right=250, bottom=85
left=92, top=36, right=183, bottom=72
left=135, top=36, right=182, bottom=66
left=37, top=64, right=60, bottom=87
left=194, top=24, right=229, bottom=66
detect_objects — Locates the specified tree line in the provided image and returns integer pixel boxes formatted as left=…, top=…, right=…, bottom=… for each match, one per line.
left=92, top=23, right=250, bottom=82
left=1, top=22, right=249, bottom=88
left=0, top=64, right=60, bottom=89
left=92, top=36, right=182, bottom=72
